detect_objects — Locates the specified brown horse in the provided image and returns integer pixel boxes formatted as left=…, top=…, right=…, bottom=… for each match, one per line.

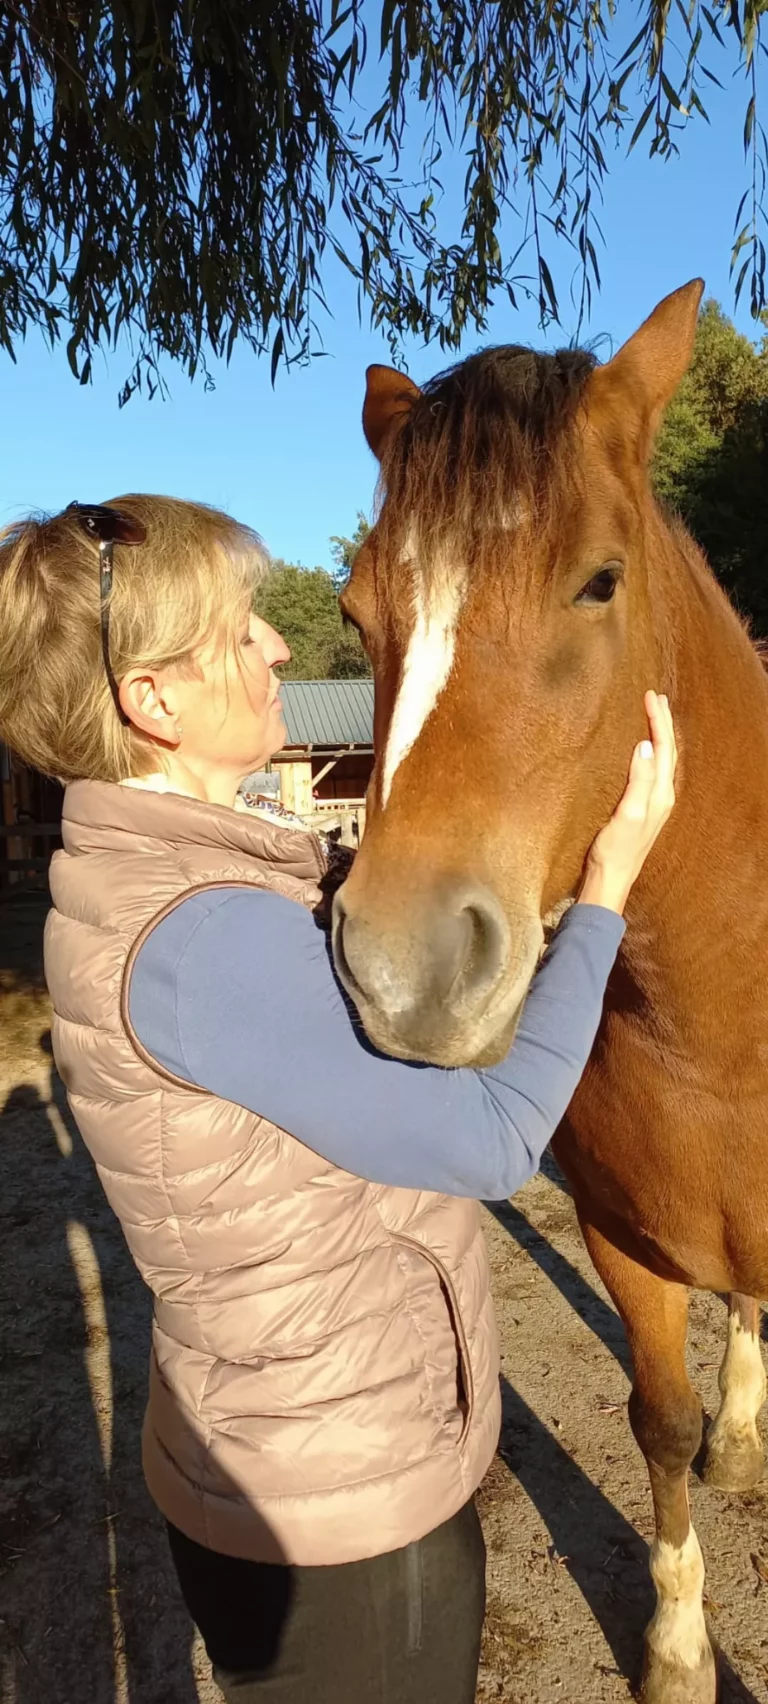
left=333, top=282, right=768, bottom=1704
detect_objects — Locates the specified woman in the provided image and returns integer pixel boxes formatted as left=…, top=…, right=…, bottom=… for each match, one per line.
left=0, top=496, right=675, bottom=1704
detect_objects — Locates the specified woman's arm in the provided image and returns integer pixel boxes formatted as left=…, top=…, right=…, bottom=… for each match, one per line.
left=128, top=886, right=623, bottom=1200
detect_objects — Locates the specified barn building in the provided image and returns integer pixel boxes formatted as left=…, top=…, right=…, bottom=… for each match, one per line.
left=270, top=680, right=374, bottom=841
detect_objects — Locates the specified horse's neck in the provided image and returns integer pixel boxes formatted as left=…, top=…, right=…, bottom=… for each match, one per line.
left=623, top=529, right=768, bottom=1020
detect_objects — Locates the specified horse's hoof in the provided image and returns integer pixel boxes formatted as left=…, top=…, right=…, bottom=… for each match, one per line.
left=640, top=1642, right=717, bottom=1704
left=702, top=1425, right=764, bottom=1492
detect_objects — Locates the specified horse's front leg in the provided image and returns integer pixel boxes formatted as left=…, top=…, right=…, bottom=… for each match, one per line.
left=578, top=1216, right=716, bottom=1704
left=703, top=1292, right=765, bottom=1491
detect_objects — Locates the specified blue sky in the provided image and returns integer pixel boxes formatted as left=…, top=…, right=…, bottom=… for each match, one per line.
left=0, top=26, right=760, bottom=571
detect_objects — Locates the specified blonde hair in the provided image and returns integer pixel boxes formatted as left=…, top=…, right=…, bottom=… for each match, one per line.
left=0, top=495, right=268, bottom=784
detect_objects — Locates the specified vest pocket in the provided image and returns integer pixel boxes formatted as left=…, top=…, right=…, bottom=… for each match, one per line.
left=392, top=1234, right=474, bottom=1450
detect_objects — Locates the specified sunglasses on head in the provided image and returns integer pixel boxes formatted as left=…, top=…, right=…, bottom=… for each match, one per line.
left=66, top=502, right=147, bottom=724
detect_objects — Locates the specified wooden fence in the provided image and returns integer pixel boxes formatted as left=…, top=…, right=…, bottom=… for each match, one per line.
left=307, top=798, right=367, bottom=847
left=1, top=745, right=64, bottom=895
left=0, top=822, right=62, bottom=895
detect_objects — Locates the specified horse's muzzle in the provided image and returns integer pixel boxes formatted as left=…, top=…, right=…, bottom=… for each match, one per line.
left=332, top=876, right=530, bottom=1063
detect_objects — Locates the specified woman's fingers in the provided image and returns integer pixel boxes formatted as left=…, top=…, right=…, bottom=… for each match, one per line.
left=615, top=692, right=677, bottom=830
left=666, top=696, right=679, bottom=775
left=577, top=690, right=679, bottom=912
left=650, top=692, right=677, bottom=810
left=618, top=737, right=657, bottom=822
left=641, top=690, right=676, bottom=807
left=644, top=690, right=667, bottom=761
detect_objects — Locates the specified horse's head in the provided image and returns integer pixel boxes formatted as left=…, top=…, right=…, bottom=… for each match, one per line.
left=333, top=282, right=703, bottom=1065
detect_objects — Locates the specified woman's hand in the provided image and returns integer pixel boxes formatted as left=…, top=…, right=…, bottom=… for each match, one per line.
left=577, top=690, right=678, bottom=916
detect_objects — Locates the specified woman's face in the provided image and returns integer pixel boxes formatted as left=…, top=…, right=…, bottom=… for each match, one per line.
left=174, top=610, right=291, bottom=779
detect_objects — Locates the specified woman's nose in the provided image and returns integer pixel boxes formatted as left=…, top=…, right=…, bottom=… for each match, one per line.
left=256, top=619, right=291, bottom=667
left=268, top=627, right=291, bottom=667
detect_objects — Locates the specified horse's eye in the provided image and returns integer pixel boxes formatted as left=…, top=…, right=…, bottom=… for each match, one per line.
left=575, top=566, right=621, bottom=606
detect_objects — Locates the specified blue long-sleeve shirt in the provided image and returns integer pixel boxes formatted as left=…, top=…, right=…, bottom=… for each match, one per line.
left=128, top=888, right=623, bottom=1200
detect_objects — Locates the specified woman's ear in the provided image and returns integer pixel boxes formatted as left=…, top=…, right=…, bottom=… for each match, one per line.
left=119, top=668, right=183, bottom=746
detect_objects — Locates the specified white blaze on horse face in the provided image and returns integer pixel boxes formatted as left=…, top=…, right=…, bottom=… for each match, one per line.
left=381, top=548, right=466, bottom=808
left=647, top=1527, right=710, bottom=1671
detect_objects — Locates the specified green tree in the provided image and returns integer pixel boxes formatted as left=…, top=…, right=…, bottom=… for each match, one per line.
left=0, top=5, right=765, bottom=399
left=653, top=301, right=768, bottom=636
left=327, top=629, right=373, bottom=680
left=329, top=513, right=371, bottom=589
left=255, top=558, right=370, bottom=679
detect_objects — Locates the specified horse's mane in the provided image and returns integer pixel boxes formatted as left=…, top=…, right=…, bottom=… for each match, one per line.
left=376, top=344, right=597, bottom=578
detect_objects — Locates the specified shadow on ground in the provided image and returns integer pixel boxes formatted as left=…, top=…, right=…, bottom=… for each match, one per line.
left=0, top=898, right=201, bottom=1704
left=486, top=1195, right=632, bottom=1377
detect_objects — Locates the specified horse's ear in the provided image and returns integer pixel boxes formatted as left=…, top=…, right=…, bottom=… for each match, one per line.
left=363, top=365, right=421, bottom=460
left=591, top=279, right=704, bottom=455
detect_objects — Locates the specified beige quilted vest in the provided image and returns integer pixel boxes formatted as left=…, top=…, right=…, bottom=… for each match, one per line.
left=45, top=780, right=501, bottom=1565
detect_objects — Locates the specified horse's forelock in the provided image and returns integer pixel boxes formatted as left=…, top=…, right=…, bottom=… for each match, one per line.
left=375, top=344, right=597, bottom=594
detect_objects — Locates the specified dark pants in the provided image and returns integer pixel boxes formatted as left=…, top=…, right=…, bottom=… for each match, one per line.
left=168, top=1500, right=486, bottom=1704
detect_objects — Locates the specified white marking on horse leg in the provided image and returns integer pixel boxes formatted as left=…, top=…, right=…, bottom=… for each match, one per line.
left=646, top=1527, right=709, bottom=1671
left=717, top=1308, right=766, bottom=1427
left=381, top=564, right=465, bottom=807
left=706, top=1307, right=766, bottom=1483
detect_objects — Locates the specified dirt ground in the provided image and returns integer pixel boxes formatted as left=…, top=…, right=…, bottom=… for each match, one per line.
left=2, top=895, right=768, bottom=1704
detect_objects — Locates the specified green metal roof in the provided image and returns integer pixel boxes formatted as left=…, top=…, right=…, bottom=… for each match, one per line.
left=280, top=680, right=374, bottom=749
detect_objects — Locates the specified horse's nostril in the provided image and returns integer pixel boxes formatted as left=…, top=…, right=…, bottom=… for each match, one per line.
left=432, top=907, right=474, bottom=1003
left=331, top=893, right=357, bottom=994
left=332, top=879, right=510, bottom=1022
left=412, top=884, right=509, bottom=1009
left=452, top=891, right=509, bottom=1005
